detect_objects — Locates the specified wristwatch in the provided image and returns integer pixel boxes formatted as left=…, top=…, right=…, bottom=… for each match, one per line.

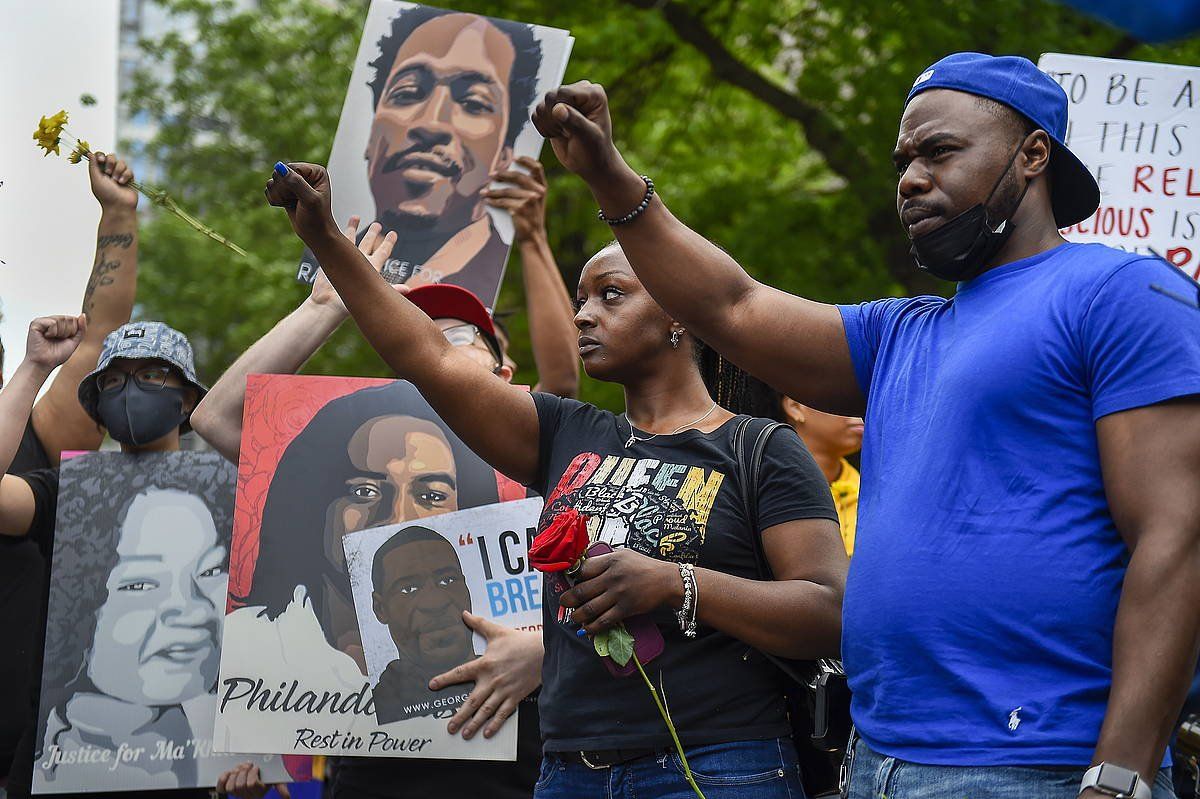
left=1079, top=762, right=1151, bottom=799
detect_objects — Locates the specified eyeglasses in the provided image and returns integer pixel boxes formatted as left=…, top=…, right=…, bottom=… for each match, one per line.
left=440, top=322, right=503, bottom=371
left=441, top=322, right=488, bottom=348
left=96, top=364, right=177, bottom=394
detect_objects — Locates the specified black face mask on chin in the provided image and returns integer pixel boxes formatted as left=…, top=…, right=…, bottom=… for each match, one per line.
left=909, top=143, right=1032, bottom=283
left=96, top=381, right=189, bottom=447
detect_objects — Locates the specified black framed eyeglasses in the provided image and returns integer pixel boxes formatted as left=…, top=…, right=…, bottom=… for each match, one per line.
left=95, top=364, right=176, bottom=394
left=441, top=322, right=503, bottom=372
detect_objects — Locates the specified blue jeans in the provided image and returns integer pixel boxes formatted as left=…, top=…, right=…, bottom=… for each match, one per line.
left=845, top=737, right=1176, bottom=799
left=534, top=738, right=808, bottom=799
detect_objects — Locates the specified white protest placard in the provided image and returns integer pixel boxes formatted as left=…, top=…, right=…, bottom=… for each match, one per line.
left=1039, top=53, right=1199, bottom=278
left=343, top=498, right=544, bottom=728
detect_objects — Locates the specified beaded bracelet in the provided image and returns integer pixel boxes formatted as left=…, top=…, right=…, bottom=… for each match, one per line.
left=676, top=562, right=698, bottom=638
left=597, top=175, right=655, bottom=226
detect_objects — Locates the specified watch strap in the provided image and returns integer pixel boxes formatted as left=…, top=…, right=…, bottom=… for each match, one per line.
left=1080, top=763, right=1152, bottom=799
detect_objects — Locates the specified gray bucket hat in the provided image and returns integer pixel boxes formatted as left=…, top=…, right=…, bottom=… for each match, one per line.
left=78, top=321, right=208, bottom=432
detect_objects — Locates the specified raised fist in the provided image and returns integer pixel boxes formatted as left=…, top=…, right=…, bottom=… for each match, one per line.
left=265, top=162, right=336, bottom=244
left=89, top=152, right=138, bottom=211
left=25, top=314, right=87, bottom=372
left=531, top=82, right=621, bottom=182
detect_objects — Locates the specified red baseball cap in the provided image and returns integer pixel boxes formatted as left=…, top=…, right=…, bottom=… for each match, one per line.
left=407, top=284, right=502, bottom=360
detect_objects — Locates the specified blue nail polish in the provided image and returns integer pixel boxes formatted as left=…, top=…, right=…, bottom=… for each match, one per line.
left=576, top=628, right=587, bottom=637
left=274, top=161, right=287, bottom=176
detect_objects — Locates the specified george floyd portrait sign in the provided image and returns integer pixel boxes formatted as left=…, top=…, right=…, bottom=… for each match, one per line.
left=1039, top=53, right=1199, bottom=278
left=33, top=452, right=291, bottom=794
left=344, top=499, right=543, bottom=726
left=295, top=1, right=574, bottom=309
left=215, top=374, right=540, bottom=760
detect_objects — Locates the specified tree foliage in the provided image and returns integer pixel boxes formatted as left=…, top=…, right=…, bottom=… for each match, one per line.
left=127, top=0, right=1200, bottom=410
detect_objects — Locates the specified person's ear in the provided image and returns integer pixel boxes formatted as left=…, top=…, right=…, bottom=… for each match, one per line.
left=373, top=592, right=388, bottom=624
left=495, top=364, right=515, bottom=383
left=1022, top=130, right=1052, bottom=179
left=781, top=396, right=806, bottom=426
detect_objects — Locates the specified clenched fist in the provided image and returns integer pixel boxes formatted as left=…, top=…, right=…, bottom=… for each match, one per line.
left=25, top=315, right=87, bottom=372
left=264, top=162, right=337, bottom=244
left=531, top=82, right=622, bottom=182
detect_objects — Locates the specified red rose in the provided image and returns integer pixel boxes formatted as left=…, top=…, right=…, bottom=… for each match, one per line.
left=529, top=508, right=591, bottom=572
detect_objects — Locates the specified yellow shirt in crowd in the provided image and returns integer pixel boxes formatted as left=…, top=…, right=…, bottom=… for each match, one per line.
left=830, top=459, right=859, bottom=556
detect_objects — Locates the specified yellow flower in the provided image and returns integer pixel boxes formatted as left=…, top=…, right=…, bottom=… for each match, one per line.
left=68, top=139, right=90, bottom=164
left=33, top=109, right=69, bottom=157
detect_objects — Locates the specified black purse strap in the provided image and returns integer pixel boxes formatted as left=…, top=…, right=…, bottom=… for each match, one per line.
left=731, top=415, right=821, bottom=687
left=731, top=415, right=785, bottom=581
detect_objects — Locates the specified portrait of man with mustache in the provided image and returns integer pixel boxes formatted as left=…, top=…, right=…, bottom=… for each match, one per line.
left=357, top=4, right=544, bottom=302
left=369, top=525, right=477, bottom=724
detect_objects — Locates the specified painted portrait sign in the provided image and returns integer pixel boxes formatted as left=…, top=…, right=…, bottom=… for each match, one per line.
left=215, top=374, right=540, bottom=760
left=295, top=1, right=574, bottom=309
left=342, top=499, right=543, bottom=726
left=33, top=451, right=291, bottom=794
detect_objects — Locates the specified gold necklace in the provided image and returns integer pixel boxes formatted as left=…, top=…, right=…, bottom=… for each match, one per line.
left=625, top=402, right=719, bottom=448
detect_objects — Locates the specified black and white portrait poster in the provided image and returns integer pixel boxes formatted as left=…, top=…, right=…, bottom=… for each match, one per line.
left=33, top=452, right=291, bottom=794
left=295, top=0, right=574, bottom=309
left=342, top=498, right=543, bottom=737
left=215, top=374, right=540, bottom=760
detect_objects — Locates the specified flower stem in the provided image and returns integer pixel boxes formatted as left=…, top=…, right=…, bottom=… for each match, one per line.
left=68, top=135, right=247, bottom=257
left=632, top=655, right=706, bottom=799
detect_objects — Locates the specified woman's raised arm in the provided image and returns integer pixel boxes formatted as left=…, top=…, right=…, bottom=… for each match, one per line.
left=265, top=162, right=541, bottom=486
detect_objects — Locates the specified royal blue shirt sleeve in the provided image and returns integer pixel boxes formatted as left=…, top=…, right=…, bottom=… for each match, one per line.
left=837, top=297, right=934, bottom=396
left=1081, top=257, right=1200, bottom=421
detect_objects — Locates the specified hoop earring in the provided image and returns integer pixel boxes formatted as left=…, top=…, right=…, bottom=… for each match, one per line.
left=670, top=329, right=683, bottom=349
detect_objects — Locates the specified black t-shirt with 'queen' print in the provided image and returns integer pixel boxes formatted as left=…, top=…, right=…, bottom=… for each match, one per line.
left=529, top=393, right=839, bottom=753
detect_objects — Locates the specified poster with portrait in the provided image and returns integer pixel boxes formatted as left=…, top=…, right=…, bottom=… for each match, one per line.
left=33, top=451, right=292, bottom=794
left=295, top=1, right=575, bottom=310
left=1039, top=53, right=1199, bottom=278
left=342, top=499, right=543, bottom=726
left=215, top=374, right=540, bottom=760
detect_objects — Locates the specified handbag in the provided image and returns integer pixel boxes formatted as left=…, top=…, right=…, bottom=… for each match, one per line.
left=731, top=415, right=853, bottom=797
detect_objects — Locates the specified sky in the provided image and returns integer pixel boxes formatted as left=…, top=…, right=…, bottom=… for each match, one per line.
left=0, top=0, right=119, bottom=384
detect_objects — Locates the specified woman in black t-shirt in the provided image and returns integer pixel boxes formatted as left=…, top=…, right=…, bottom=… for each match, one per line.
left=268, top=163, right=848, bottom=799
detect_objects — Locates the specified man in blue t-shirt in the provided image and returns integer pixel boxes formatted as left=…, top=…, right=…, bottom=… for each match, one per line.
left=531, top=53, right=1200, bottom=798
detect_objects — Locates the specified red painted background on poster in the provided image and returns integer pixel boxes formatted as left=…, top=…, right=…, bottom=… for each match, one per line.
left=227, top=374, right=528, bottom=610
left=228, top=374, right=388, bottom=608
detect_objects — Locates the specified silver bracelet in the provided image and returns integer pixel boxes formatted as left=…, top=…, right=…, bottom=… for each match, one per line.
left=676, top=563, right=698, bottom=638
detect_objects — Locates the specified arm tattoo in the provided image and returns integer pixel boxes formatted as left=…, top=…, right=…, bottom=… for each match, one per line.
left=96, top=233, right=133, bottom=250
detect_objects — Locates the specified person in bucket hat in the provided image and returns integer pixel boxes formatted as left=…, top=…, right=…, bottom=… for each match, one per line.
left=523, top=52, right=1200, bottom=798
left=77, top=320, right=207, bottom=444
left=0, top=320, right=210, bottom=799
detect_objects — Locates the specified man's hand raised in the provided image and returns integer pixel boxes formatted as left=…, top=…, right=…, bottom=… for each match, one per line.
left=532, top=82, right=621, bottom=182
left=88, top=152, right=137, bottom=212
left=25, top=315, right=87, bottom=374
left=308, top=216, right=398, bottom=317
left=265, top=162, right=337, bottom=244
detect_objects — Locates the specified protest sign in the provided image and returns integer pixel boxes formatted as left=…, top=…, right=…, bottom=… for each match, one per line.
left=33, top=452, right=291, bottom=793
left=344, top=499, right=542, bottom=726
left=1039, top=53, right=1199, bottom=277
left=295, top=1, right=574, bottom=309
left=215, top=374, right=538, bottom=759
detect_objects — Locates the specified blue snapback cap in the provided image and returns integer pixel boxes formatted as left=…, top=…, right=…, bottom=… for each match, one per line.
left=906, top=52, right=1101, bottom=228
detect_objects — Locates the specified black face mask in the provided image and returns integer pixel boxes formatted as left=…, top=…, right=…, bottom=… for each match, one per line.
left=910, top=144, right=1032, bottom=283
left=96, top=382, right=189, bottom=447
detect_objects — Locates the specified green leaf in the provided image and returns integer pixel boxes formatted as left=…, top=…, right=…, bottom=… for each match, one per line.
left=592, top=631, right=610, bottom=658
left=607, top=624, right=635, bottom=667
